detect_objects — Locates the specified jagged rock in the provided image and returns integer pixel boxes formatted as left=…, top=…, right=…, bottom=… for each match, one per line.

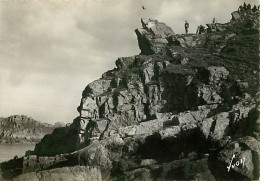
left=115, top=56, right=135, bottom=70
left=2, top=6, right=259, bottom=181
left=168, top=34, right=203, bottom=48
left=197, top=66, right=229, bottom=104
left=207, top=66, right=229, bottom=83
left=135, top=18, right=175, bottom=55
left=80, top=97, right=98, bottom=119
left=208, top=112, right=230, bottom=140
left=216, top=136, right=260, bottom=180
left=82, top=79, right=112, bottom=97
left=200, top=117, right=215, bottom=139
left=142, top=60, right=155, bottom=84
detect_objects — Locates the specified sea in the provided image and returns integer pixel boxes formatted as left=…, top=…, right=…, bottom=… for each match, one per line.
left=0, top=144, right=35, bottom=163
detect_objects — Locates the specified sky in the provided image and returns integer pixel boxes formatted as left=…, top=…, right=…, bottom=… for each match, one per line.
left=0, top=0, right=258, bottom=124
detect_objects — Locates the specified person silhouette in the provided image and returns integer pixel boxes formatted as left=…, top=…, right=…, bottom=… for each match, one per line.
left=238, top=5, right=243, bottom=12
left=212, top=18, right=216, bottom=24
left=247, top=4, right=251, bottom=10
left=243, top=2, right=247, bottom=10
left=185, top=20, right=189, bottom=34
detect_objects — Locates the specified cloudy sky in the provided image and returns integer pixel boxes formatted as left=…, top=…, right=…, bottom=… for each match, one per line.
left=0, top=0, right=257, bottom=124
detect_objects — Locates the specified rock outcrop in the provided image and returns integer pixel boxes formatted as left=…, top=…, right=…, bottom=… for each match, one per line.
left=135, top=18, right=175, bottom=55
left=1, top=6, right=259, bottom=181
left=0, top=115, right=55, bottom=144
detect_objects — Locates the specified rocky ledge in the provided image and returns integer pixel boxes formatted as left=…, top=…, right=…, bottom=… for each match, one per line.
left=1, top=7, right=259, bottom=181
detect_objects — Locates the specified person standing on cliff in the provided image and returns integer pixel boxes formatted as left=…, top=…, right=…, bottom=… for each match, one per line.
left=238, top=5, right=243, bottom=12
left=212, top=18, right=217, bottom=29
left=196, top=25, right=201, bottom=34
left=252, top=5, right=257, bottom=12
left=247, top=4, right=251, bottom=10
left=185, top=20, right=189, bottom=34
left=243, top=2, right=247, bottom=10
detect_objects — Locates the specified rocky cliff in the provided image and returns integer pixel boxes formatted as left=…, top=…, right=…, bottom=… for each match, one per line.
left=0, top=115, right=56, bottom=144
left=1, top=7, right=259, bottom=181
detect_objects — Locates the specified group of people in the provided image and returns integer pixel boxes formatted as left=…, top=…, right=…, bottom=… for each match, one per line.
left=196, top=25, right=205, bottom=34
left=185, top=18, right=216, bottom=34
left=238, top=2, right=259, bottom=12
left=184, top=2, right=259, bottom=34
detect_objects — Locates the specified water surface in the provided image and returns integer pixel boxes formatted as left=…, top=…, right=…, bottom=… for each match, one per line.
left=0, top=144, right=35, bottom=163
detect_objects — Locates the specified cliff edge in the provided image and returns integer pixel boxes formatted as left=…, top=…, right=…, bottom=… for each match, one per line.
left=1, top=7, right=259, bottom=181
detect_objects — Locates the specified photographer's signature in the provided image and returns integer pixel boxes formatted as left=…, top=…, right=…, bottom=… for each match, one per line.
left=227, top=153, right=245, bottom=172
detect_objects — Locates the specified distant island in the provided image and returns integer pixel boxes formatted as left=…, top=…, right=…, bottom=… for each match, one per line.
left=0, top=115, right=64, bottom=144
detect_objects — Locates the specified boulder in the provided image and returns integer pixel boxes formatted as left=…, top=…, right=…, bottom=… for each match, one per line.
left=217, top=137, right=260, bottom=180
left=200, top=112, right=230, bottom=141
left=135, top=18, right=175, bottom=55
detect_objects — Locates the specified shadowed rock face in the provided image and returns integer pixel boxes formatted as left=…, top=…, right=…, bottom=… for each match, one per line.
left=1, top=7, right=259, bottom=181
